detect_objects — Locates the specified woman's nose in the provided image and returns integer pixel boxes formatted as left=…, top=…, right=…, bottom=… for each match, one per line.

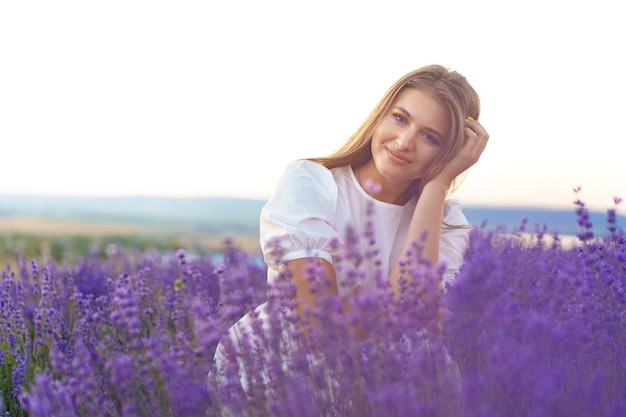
left=395, top=133, right=415, bottom=151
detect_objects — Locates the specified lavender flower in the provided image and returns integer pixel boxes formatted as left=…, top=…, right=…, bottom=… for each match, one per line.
left=2, top=198, right=623, bottom=416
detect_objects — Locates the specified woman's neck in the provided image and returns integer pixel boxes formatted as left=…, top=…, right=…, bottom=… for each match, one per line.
left=354, top=163, right=416, bottom=205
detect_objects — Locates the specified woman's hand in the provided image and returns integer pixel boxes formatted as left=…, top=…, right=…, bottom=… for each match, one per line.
left=438, top=118, right=489, bottom=185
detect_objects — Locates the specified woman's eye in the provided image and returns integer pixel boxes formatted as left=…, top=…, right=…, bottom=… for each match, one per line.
left=392, top=114, right=406, bottom=124
left=422, top=134, right=439, bottom=144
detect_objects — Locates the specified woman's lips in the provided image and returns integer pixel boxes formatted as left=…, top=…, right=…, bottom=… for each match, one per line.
left=386, top=147, right=411, bottom=165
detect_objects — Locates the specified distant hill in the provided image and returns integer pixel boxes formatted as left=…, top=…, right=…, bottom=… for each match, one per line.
left=461, top=205, right=619, bottom=237
left=0, top=194, right=623, bottom=238
left=0, top=194, right=265, bottom=235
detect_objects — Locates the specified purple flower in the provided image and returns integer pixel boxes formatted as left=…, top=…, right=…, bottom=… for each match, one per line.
left=5, top=197, right=625, bottom=416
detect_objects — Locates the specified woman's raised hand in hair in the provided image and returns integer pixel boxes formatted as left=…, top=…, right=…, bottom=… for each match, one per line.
left=438, top=118, right=489, bottom=186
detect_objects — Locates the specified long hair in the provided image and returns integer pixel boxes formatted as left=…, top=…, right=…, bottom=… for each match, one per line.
left=309, top=64, right=481, bottom=198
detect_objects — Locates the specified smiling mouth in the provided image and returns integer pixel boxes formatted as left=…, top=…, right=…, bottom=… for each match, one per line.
left=386, top=147, right=411, bottom=164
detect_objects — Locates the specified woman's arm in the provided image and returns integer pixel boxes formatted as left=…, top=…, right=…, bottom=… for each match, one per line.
left=284, top=258, right=370, bottom=339
left=388, top=180, right=448, bottom=295
left=283, top=258, right=338, bottom=319
left=389, top=118, right=489, bottom=297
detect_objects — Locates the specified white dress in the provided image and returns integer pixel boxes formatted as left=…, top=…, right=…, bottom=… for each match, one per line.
left=260, top=160, right=470, bottom=293
left=213, top=160, right=470, bottom=393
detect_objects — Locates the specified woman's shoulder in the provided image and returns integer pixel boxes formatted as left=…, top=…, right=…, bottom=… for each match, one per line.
left=284, top=159, right=331, bottom=176
left=268, top=160, right=339, bottom=206
left=261, top=160, right=342, bottom=271
left=278, top=159, right=338, bottom=192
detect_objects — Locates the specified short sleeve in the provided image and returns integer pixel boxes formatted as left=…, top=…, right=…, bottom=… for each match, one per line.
left=260, top=160, right=340, bottom=272
left=439, top=200, right=471, bottom=290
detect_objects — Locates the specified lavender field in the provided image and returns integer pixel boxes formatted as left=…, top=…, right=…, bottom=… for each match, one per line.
left=1, top=198, right=625, bottom=417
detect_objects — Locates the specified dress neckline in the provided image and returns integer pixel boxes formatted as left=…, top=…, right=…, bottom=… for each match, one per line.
left=347, top=165, right=417, bottom=209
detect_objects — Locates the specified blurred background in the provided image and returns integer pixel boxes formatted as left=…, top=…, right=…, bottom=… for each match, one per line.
left=1, top=0, right=624, bottom=263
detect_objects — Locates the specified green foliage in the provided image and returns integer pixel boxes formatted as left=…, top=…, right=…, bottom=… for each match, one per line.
left=0, top=233, right=202, bottom=266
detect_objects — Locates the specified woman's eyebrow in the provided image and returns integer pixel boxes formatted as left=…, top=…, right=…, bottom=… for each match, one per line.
left=424, top=127, right=445, bottom=141
left=393, top=106, right=412, bottom=120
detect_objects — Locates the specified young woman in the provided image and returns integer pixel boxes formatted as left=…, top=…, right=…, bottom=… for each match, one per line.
left=214, top=64, right=488, bottom=386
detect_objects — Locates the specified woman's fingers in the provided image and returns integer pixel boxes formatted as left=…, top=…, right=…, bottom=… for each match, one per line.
left=463, top=118, right=489, bottom=157
left=445, top=119, right=489, bottom=176
left=465, top=118, right=489, bottom=143
left=435, top=119, right=490, bottom=183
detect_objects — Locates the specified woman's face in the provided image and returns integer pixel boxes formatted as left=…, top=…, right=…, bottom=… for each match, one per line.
left=368, top=87, right=451, bottom=188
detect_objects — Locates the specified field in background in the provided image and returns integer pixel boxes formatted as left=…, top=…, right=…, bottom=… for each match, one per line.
left=1, top=193, right=622, bottom=266
left=0, top=215, right=260, bottom=266
left=0, top=216, right=143, bottom=235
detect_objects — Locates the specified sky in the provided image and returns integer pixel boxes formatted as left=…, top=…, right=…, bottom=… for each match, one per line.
left=1, top=0, right=625, bottom=211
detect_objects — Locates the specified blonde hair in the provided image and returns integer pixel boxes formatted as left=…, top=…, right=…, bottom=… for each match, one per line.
left=310, top=64, right=481, bottom=198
